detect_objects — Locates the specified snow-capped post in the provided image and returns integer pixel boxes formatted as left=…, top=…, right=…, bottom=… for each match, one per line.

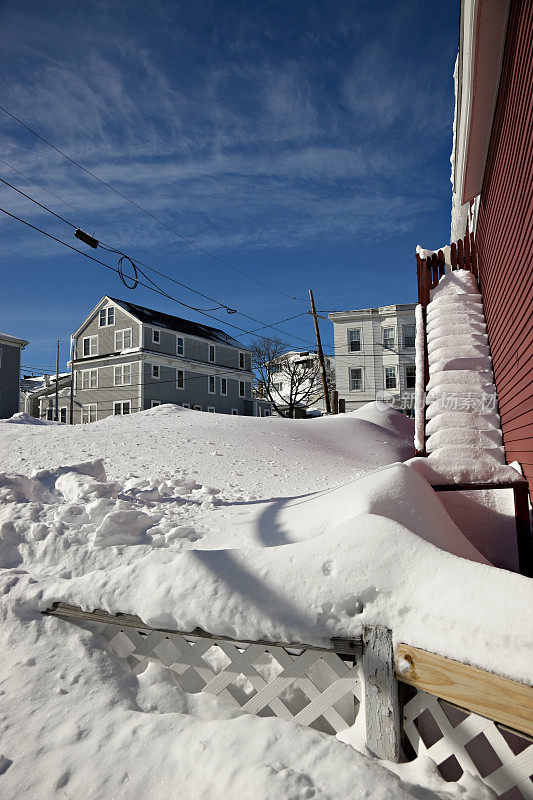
left=363, top=626, right=401, bottom=762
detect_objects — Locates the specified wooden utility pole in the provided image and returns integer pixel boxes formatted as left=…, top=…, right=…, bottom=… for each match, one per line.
left=54, top=339, right=59, bottom=422
left=69, top=340, right=75, bottom=425
left=308, top=289, right=331, bottom=414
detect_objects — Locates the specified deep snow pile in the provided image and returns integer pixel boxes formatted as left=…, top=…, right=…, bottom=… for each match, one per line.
left=409, top=270, right=522, bottom=485
left=0, top=403, right=529, bottom=799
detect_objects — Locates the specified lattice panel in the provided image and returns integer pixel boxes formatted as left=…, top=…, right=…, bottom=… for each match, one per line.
left=78, top=618, right=360, bottom=734
left=403, top=689, right=533, bottom=799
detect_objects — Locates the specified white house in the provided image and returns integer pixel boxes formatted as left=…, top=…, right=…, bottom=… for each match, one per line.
left=328, top=304, right=416, bottom=414
left=268, top=350, right=334, bottom=417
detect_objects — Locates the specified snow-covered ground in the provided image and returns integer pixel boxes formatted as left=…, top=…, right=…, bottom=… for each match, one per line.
left=1, top=403, right=529, bottom=799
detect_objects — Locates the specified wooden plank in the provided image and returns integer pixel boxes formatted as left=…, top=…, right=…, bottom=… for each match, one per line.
left=458, top=237, right=464, bottom=269
left=451, top=241, right=458, bottom=270
left=395, top=643, right=533, bottom=737
left=363, top=627, right=401, bottom=761
left=43, top=602, right=363, bottom=657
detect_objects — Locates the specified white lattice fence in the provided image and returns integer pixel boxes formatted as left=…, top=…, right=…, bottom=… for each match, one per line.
left=47, top=605, right=362, bottom=735
left=403, top=689, right=533, bottom=799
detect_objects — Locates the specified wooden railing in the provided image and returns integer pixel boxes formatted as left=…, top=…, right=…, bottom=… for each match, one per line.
left=416, top=233, right=479, bottom=307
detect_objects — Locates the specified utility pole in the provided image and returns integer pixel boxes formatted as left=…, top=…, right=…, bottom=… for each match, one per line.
left=54, top=339, right=59, bottom=422
left=69, top=339, right=74, bottom=425
left=308, top=289, right=331, bottom=414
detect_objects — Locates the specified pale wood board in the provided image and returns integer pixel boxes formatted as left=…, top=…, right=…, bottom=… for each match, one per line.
left=363, top=627, right=401, bottom=761
left=395, top=643, right=533, bottom=737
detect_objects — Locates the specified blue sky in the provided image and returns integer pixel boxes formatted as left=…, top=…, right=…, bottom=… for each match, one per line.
left=0, top=0, right=459, bottom=372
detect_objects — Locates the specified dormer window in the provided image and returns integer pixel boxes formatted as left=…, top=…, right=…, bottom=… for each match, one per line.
left=99, top=307, right=115, bottom=327
left=152, top=329, right=160, bottom=344
left=239, top=352, right=245, bottom=369
left=209, top=345, right=215, bottom=363
left=177, top=336, right=184, bottom=356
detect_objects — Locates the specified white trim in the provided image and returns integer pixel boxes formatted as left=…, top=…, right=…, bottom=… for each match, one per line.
left=115, top=327, right=133, bottom=351
left=99, top=306, right=115, bottom=327
left=384, top=365, right=397, bottom=390
left=152, top=328, right=161, bottom=344
left=382, top=326, right=395, bottom=349
left=207, top=406, right=215, bottom=413
left=349, top=366, right=364, bottom=391
left=81, top=367, right=98, bottom=389
left=82, top=335, right=98, bottom=357
left=231, top=409, right=238, bottom=415
left=114, top=363, right=132, bottom=386
left=113, top=400, right=131, bottom=416
left=72, top=296, right=139, bottom=338
left=193, top=404, right=202, bottom=411
left=347, top=328, right=362, bottom=352
left=81, top=403, right=97, bottom=423
left=151, top=400, right=162, bottom=408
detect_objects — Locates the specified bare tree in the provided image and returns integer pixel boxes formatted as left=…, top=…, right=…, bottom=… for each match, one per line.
left=251, top=337, right=328, bottom=418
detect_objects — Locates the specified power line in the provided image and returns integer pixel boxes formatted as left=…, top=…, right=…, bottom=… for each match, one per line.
left=0, top=174, right=314, bottom=343
left=0, top=206, right=320, bottom=350
left=0, top=104, right=303, bottom=301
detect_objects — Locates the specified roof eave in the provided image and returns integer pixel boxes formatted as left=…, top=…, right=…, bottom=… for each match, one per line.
left=455, top=0, right=511, bottom=206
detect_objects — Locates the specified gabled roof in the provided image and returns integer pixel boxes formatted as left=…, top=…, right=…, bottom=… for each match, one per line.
left=108, top=298, right=248, bottom=350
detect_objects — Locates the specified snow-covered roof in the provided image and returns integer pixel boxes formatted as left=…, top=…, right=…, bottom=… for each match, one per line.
left=0, top=331, right=29, bottom=348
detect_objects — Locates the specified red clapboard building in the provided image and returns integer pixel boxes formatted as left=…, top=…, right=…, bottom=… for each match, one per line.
left=451, top=0, right=533, bottom=501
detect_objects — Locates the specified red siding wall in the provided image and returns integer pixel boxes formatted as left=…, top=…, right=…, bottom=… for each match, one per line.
left=476, top=0, right=533, bottom=499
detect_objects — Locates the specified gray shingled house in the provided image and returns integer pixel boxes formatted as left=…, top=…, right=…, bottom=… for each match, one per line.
left=67, top=297, right=271, bottom=423
left=0, top=331, right=29, bottom=419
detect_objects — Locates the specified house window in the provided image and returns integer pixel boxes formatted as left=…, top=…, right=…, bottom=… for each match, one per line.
left=151, top=400, right=162, bottom=408
left=209, top=345, right=215, bottom=363
left=194, top=405, right=202, bottom=411
left=348, top=329, right=361, bottom=352
left=239, top=381, right=246, bottom=397
left=81, top=369, right=98, bottom=389
left=220, top=377, right=227, bottom=395
left=262, top=410, right=270, bottom=417
left=114, top=401, right=131, bottom=415
left=383, top=327, right=395, bottom=349
left=176, top=369, right=184, bottom=389
left=82, top=336, right=97, bottom=357
left=152, top=329, right=160, bottom=344
left=208, top=375, right=216, bottom=394
left=115, top=329, right=132, bottom=350
left=152, top=364, right=160, bottom=379
left=99, top=307, right=115, bottom=327
left=114, top=364, right=132, bottom=386
left=176, top=336, right=184, bottom=356
left=59, top=408, right=67, bottom=423
left=182, top=403, right=190, bottom=408
left=207, top=406, right=215, bottom=413
left=405, top=364, right=416, bottom=389
left=231, top=409, right=238, bottom=415
left=82, top=404, right=97, bottom=423
left=270, top=363, right=281, bottom=374
left=385, top=366, right=397, bottom=389
left=349, top=368, right=363, bottom=390
left=273, top=381, right=282, bottom=391
left=403, top=325, right=416, bottom=349
left=46, top=408, right=54, bottom=421
left=239, top=352, right=245, bottom=369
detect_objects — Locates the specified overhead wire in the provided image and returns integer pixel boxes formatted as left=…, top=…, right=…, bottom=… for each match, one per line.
left=0, top=104, right=304, bottom=300
left=0, top=175, right=316, bottom=344
left=0, top=206, right=327, bottom=352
